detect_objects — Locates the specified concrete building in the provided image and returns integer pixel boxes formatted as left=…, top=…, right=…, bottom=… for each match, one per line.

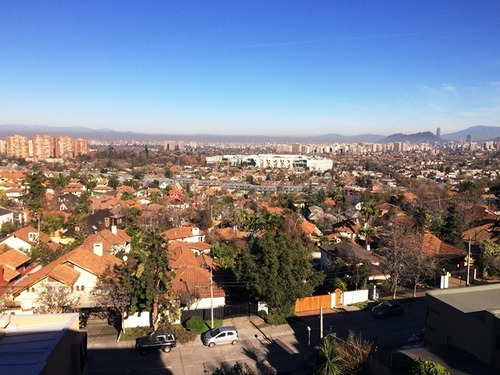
left=426, top=284, right=500, bottom=370
left=0, top=313, right=88, bottom=374
left=32, top=135, right=54, bottom=159
left=54, top=136, right=74, bottom=159
left=7, top=135, right=29, bottom=158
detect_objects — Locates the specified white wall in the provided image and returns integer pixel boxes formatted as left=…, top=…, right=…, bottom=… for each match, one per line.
left=0, top=237, right=31, bottom=253
left=342, top=290, right=369, bottom=305
left=187, top=296, right=225, bottom=310
left=123, top=312, right=151, bottom=328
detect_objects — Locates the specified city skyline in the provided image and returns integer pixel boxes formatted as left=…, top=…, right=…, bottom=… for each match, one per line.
left=1, top=1, right=499, bottom=136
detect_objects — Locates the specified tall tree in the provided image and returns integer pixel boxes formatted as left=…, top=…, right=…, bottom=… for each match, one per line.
left=440, top=204, right=464, bottom=249
left=24, top=170, right=47, bottom=225
left=378, top=224, right=423, bottom=299
left=127, top=230, right=175, bottom=328
left=237, top=232, right=324, bottom=316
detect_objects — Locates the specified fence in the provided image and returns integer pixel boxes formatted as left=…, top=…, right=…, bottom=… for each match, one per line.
left=295, top=294, right=332, bottom=313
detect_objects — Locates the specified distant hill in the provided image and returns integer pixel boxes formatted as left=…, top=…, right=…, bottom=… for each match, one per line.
left=381, top=131, right=437, bottom=144
left=442, top=125, right=500, bottom=142
left=0, top=124, right=498, bottom=143
left=312, top=133, right=384, bottom=143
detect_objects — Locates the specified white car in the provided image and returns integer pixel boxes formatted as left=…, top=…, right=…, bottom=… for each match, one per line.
left=202, top=326, right=239, bottom=347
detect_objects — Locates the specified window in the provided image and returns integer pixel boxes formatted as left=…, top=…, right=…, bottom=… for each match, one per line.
left=76, top=286, right=80, bottom=291
left=81, top=285, right=85, bottom=291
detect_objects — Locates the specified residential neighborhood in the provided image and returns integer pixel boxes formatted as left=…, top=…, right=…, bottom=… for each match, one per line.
left=0, top=138, right=500, bottom=374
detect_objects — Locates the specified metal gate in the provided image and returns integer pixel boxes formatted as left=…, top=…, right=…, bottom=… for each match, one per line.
left=224, top=302, right=258, bottom=318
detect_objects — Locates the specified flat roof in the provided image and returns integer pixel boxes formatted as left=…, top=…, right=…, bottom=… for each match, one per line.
left=0, top=313, right=78, bottom=375
left=427, top=283, right=500, bottom=313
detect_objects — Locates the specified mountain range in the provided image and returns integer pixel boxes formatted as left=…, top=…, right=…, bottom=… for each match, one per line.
left=0, top=124, right=498, bottom=143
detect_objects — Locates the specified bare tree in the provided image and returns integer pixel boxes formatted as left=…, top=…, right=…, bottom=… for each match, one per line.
left=34, top=284, right=80, bottom=314
left=93, top=266, right=131, bottom=330
left=377, top=222, right=436, bottom=299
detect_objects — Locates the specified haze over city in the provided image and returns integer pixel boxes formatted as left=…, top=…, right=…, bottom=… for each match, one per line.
left=1, top=1, right=499, bottom=137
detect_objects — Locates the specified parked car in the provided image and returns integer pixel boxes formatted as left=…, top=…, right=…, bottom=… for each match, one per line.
left=202, top=326, right=239, bottom=347
left=371, top=301, right=404, bottom=319
left=135, top=329, right=177, bottom=354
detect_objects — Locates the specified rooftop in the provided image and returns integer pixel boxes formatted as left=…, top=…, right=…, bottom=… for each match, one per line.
left=427, top=283, right=500, bottom=314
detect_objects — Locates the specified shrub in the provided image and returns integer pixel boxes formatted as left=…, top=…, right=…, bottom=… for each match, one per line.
left=257, top=310, right=268, bottom=319
left=171, top=324, right=197, bottom=344
left=185, top=316, right=208, bottom=334
left=266, top=314, right=288, bottom=325
left=410, top=359, right=450, bottom=375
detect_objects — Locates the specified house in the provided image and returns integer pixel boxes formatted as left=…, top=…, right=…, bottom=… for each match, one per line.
left=187, top=242, right=212, bottom=255
left=0, top=248, right=32, bottom=290
left=319, top=242, right=379, bottom=271
left=81, top=227, right=131, bottom=256
left=161, top=226, right=206, bottom=243
left=0, top=207, right=15, bottom=227
left=57, top=193, right=79, bottom=212
left=330, top=219, right=360, bottom=241
left=168, top=241, right=225, bottom=310
left=63, top=209, right=125, bottom=237
left=0, top=225, right=58, bottom=254
left=420, top=233, right=467, bottom=264
left=10, top=244, right=121, bottom=311
left=425, top=284, right=500, bottom=371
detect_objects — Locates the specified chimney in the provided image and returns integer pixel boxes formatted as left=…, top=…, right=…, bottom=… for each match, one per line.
left=93, top=243, right=103, bottom=257
left=192, top=227, right=200, bottom=236
left=0, top=265, right=5, bottom=285
left=111, top=225, right=117, bottom=235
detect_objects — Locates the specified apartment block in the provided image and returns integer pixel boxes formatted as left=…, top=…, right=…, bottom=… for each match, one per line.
left=7, top=135, right=29, bottom=158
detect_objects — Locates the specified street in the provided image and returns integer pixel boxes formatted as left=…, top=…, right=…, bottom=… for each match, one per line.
left=87, top=298, right=426, bottom=375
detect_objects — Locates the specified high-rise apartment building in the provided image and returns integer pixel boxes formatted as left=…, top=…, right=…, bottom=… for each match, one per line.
left=32, top=135, right=54, bottom=159
left=74, top=138, right=89, bottom=156
left=54, top=136, right=74, bottom=159
left=7, top=135, right=29, bottom=158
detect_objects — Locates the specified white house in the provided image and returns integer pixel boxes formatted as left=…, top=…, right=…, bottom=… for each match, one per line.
left=10, top=245, right=121, bottom=311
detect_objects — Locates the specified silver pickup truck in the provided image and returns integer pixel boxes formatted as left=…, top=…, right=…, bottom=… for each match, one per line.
left=135, top=329, right=177, bottom=354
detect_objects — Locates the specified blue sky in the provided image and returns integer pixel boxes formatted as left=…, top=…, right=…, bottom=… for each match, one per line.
left=1, top=1, right=499, bottom=137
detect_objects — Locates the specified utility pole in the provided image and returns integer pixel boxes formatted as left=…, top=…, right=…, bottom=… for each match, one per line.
left=466, top=238, right=471, bottom=286
left=210, top=266, right=214, bottom=329
left=319, top=305, right=323, bottom=340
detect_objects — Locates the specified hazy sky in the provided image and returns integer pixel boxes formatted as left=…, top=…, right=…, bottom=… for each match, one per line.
left=1, top=1, right=499, bottom=136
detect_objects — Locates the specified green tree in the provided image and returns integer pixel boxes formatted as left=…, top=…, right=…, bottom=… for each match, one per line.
left=316, top=337, right=343, bottom=375
left=164, top=167, right=172, bottom=178
left=358, top=223, right=377, bottom=250
left=24, top=170, right=46, bottom=223
left=316, top=331, right=373, bottom=375
left=107, top=174, right=120, bottom=189
left=478, top=239, right=500, bottom=277
left=210, top=242, right=238, bottom=269
left=29, top=241, right=65, bottom=266
left=40, top=214, right=64, bottom=235
left=126, top=230, right=175, bottom=328
left=440, top=205, right=464, bottom=249
left=237, top=232, right=324, bottom=316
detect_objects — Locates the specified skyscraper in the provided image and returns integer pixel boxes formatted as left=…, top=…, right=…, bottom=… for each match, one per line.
left=436, top=127, right=441, bottom=141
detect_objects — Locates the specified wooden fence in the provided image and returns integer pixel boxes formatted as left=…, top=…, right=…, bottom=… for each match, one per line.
left=295, top=294, right=331, bottom=313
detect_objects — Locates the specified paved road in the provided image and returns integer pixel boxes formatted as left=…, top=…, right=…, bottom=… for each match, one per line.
left=87, top=298, right=427, bottom=375
left=290, top=298, right=427, bottom=349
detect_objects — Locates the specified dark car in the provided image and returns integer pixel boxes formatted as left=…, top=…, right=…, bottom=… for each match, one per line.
left=135, top=329, right=177, bottom=354
left=371, top=301, right=404, bottom=319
